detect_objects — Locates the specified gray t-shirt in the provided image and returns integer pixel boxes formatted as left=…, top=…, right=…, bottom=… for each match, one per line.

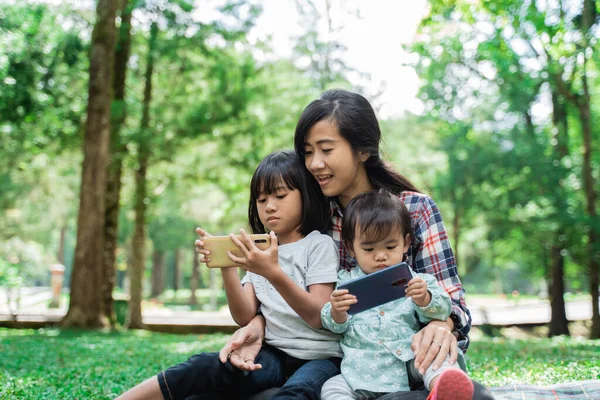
left=241, top=230, right=342, bottom=360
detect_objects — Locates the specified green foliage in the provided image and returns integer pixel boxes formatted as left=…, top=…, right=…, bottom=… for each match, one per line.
left=0, top=3, right=88, bottom=211
left=0, top=258, right=22, bottom=288
left=292, top=0, right=356, bottom=91
left=408, top=0, right=599, bottom=294
left=0, top=237, right=53, bottom=286
left=1, top=0, right=598, bottom=304
left=0, top=3, right=89, bottom=151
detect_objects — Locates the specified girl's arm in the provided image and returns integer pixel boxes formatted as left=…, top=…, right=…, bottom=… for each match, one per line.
left=268, top=274, right=334, bottom=329
left=264, top=236, right=338, bottom=328
left=228, top=230, right=337, bottom=329
left=221, top=267, right=259, bottom=326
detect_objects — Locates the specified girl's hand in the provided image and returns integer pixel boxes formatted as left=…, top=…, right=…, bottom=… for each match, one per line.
left=227, top=229, right=280, bottom=280
left=329, top=289, right=356, bottom=324
left=406, top=276, right=431, bottom=307
left=195, top=227, right=212, bottom=264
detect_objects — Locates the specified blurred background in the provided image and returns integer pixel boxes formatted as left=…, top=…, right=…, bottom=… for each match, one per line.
left=0, top=0, right=598, bottom=337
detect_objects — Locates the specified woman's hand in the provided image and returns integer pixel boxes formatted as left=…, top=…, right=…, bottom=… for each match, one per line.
left=227, top=230, right=281, bottom=280
left=219, top=321, right=265, bottom=371
left=411, top=319, right=458, bottom=374
left=329, top=289, right=356, bottom=324
left=195, top=227, right=212, bottom=263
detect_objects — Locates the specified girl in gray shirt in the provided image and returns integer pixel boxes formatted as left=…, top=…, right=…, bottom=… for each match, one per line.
left=116, top=150, right=342, bottom=400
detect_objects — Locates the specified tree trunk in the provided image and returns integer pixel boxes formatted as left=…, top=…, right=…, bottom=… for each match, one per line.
left=62, top=0, right=117, bottom=329
left=190, top=247, right=199, bottom=305
left=102, top=0, right=133, bottom=327
left=209, top=268, right=217, bottom=311
left=57, top=223, right=67, bottom=265
left=589, top=230, right=599, bottom=339
left=579, top=93, right=599, bottom=338
left=198, top=255, right=205, bottom=288
left=547, top=91, right=570, bottom=337
left=575, top=46, right=599, bottom=337
left=548, top=244, right=569, bottom=336
left=127, top=21, right=158, bottom=330
left=574, top=0, right=599, bottom=340
left=151, top=249, right=165, bottom=298
left=128, top=152, right=148, bottom=329
left=173, top=248, right=181, bottom=292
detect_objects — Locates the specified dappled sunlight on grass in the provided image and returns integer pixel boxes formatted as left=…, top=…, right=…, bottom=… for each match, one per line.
left=0, top=328, right=230, bottom=399
left=1, top=328, right=599, bottom=398
left=467, top=336, right=600, bottom=386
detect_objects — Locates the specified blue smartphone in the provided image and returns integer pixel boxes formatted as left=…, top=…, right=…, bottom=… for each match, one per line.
left=337, top=262, right=412, bottom=315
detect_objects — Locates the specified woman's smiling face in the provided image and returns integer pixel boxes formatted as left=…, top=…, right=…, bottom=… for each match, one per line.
left=303, top=120, right=373, bottom=207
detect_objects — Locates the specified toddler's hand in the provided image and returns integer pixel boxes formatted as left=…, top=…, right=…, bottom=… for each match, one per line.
left=329, top=289, right=356, bottom=324
left=406, top=276, right=431, bottom=307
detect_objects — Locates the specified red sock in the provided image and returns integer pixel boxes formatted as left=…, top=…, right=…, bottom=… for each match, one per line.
left=426, top=369, right=474, bottom=400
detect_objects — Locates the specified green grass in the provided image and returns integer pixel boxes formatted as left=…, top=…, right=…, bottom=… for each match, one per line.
left=0, top=328, right=598, bottom=399
left=466, top=336, right=600, bottom=386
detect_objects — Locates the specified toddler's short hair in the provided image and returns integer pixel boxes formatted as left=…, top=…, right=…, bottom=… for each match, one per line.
left=341, top=190, right=413, bottom=253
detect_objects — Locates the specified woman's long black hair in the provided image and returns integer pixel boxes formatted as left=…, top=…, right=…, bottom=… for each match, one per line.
left=248, top=150, right=329, bottom=235
left=294, top=89, right=420, bottom=195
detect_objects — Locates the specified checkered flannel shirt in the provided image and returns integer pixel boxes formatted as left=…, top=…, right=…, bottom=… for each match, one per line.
left=327, top=191, right=472, bottom=352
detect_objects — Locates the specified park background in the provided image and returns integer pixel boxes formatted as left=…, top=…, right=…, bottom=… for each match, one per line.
left=0, top=0, right=599, bottom=398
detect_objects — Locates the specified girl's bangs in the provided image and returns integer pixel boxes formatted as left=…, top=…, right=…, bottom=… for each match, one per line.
left=254, top=165, right=299, bottom=196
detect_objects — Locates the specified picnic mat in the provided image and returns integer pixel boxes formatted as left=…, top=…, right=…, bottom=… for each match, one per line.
left=489, top=380, right=600, bottom=399
left=195, top=380, right=600, bottom=399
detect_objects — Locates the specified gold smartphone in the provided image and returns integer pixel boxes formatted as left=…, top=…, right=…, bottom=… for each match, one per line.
left=202, top=233, right=271, bottom=268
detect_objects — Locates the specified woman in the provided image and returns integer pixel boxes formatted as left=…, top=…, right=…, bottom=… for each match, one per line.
left=201, top=89, right=493, bottom=399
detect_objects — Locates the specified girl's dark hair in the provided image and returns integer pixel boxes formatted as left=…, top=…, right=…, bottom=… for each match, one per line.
left=341, top=190, right=414, bottom=253
left=248, top=150, right=329, bottom=236
left=294, top=89, right=419, bottom=195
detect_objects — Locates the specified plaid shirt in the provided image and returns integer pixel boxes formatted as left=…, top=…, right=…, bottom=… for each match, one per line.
left=327, top=191, right=472, bottom=352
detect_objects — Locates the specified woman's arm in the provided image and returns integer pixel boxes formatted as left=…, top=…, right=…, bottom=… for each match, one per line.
left=401, top=193, right=472, bottom=374
left=218, top=314, right=266, bottom=371
left=409, top=194, right=472, bottom=347
left=405, top=194, right=471, bottom=340
left=220, top=267, right=259, bottom=326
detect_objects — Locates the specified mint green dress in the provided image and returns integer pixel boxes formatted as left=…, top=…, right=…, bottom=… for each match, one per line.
left=321, top=268, right=451, bottom=394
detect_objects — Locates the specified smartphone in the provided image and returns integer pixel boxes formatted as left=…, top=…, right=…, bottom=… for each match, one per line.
left=202, top=233, right=271, bottom=268
left=337, top=262, right=412, bottom=315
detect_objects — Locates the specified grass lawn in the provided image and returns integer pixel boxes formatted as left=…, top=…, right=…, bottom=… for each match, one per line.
left=1, top=328, right=599, bottom=399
